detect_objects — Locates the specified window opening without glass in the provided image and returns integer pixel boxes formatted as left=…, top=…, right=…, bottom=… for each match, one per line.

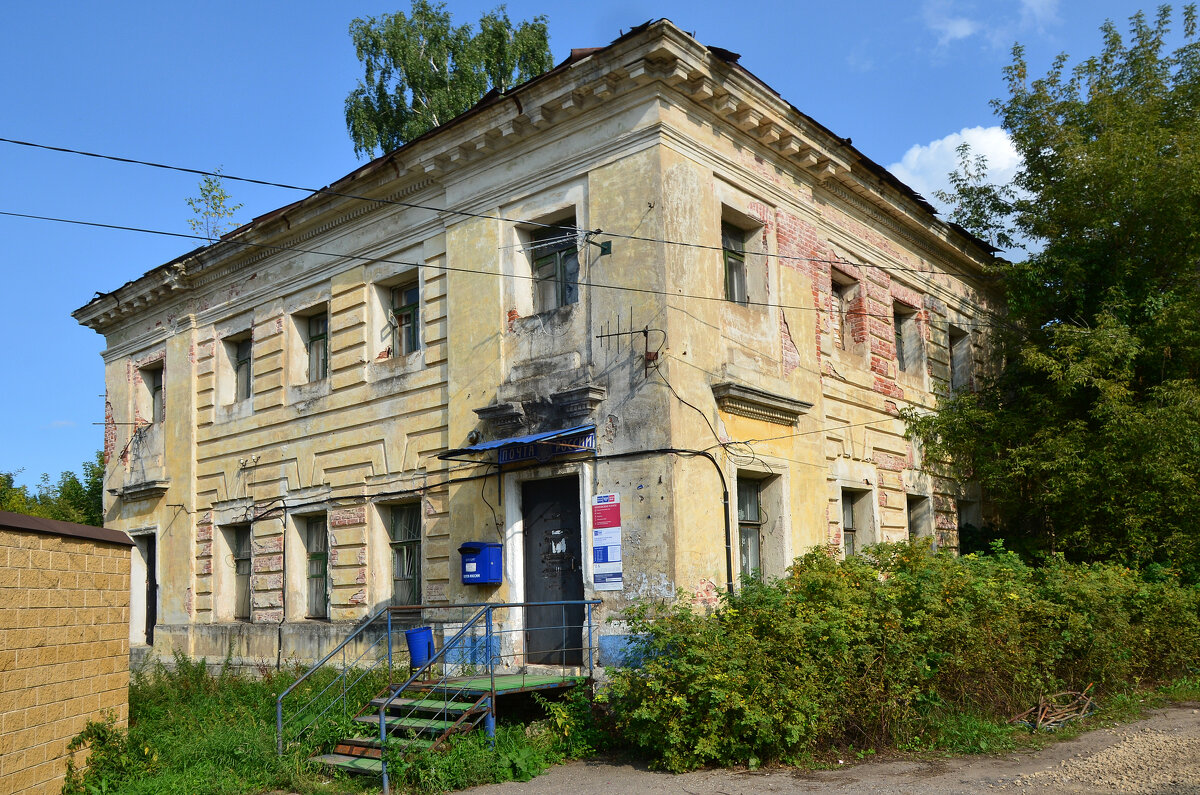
left=531, top=222, right=579, bottom=311
left=894, top=303, right=919, bottom=373
left=389, top=504, right=422, bottom=606
left=142, top=365, right=164, bottom=423
left=722, top=222, right=748, bottom=304
left=390, top=284, right=420, bottom=356
left=306, top=517, right=328, bottom=619
left=832, top=274, right=857, bottom=351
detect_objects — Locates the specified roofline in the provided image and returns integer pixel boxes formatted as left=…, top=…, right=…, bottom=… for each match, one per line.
left=74, top=19, right=996, bottom=328
left=0, top=510, right=135, bottom=547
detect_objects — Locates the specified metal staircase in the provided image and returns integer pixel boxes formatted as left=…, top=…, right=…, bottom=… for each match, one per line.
left=276, top=601, right=599, bottom=793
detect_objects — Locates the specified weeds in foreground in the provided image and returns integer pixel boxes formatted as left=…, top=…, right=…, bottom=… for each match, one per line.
left=62, top=652, right=373, bottom=795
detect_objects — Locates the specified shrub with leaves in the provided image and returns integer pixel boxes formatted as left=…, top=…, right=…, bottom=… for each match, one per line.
left=605, top=543, right=1200, bottom=772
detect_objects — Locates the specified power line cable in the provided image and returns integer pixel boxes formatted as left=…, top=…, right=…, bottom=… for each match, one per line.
left=0, top=207, right=1012, bottom=331
left=0, top=136, right=1004, bottom=287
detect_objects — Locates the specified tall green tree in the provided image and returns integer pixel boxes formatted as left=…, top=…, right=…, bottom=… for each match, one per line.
left=907, top=6, right=1200, bottom=578
left=1, top=452, right=105, bottom=526
left=344, top=1, right=552, bottom=158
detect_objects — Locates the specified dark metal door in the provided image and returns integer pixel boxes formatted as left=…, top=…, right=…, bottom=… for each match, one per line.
left=522, top=477, right=584, bottom=665
left=143, top=535, right=157, bottom=646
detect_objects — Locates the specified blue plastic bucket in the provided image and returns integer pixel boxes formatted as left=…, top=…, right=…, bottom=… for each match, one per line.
left=405, top=626, right=434, bottom=667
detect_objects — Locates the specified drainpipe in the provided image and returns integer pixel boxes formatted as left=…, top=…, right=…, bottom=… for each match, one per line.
left=277, top=528, right=285, bottom=671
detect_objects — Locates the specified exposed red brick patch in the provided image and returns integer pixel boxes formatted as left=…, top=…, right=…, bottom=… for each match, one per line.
left=330, top=506, right=366, bottom=527
left=253, top=553, right=283, bottom=573
left=874, top=377, right=905, bottom=399
left=252, top=537, right=282, bottom=555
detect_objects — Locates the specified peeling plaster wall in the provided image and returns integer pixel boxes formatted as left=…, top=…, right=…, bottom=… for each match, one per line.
left=79, top=21, right=997, bottom=668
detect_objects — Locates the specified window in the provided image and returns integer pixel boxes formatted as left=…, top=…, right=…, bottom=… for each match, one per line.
left=220, top=333, right=253, bottom=404
left=531, top=221, right=579, bottom=311
left=831, top=272, right=859, bottom=351
left=139, top=363, right=164, bottom=424
left=234, top=338, right=253, bottom=401
left=389, top=504, right=422, bottom=606
left=722, top=223, right=749, bottom=304
left=956, top=498, right=982, bottom=543
left=387, top=283, right=421, bottom=357
left=737, top=478, right=763, bottom=577
left=906, top=495, right=933, bottom=549
left=306, top=313, right=329, bottom=382
left=227, top=525, right=252, bottom=620
left=305, top=517, right=328, bottom=619
left=893, top=303, right=920, bottom=373
left=841, top=488, right=873, bottom=556
left=949, top=325, right=970, bottom=393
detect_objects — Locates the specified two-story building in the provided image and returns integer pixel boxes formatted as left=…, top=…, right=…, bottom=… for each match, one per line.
left=74, top=20, right=998, bottom=667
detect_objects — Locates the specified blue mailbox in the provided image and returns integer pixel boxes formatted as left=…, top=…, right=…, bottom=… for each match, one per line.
left=459, top=541, right=502, bottom=584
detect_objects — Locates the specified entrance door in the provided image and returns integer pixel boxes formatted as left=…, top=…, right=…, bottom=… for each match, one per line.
left=137, top=534, right=158, bottom=646
left=522, top=477, right=584, bottom=665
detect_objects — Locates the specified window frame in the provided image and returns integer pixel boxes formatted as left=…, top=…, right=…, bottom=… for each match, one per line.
left=233, top=338, right=253, bottom=402
left=229, top=525, right=252, bottom=621
left=389, top=283, right=421, bottom=357
left=530, top=222, right=579, bottom=312
left=388, top=503, right=422, bottom=606
left=736, top=478, right=764, bottom=578
left=305, top=517, right=329, bottom=619
left=722, top=222, right=749, bottom=305
left=306, top=312, right=329, bottom=383
left=841, top=488, right=873, bottom=557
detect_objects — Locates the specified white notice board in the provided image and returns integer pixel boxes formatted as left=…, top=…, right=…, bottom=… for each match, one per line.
left=591, top=493, right=622, bottom=591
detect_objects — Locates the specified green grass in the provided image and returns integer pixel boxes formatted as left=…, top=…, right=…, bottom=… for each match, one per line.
left=63, top=653, right=381, bottom=795
left=63, top=654, right=600, bottom=795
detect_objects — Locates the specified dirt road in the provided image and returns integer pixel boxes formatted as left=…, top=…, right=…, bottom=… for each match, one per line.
left=469, top=703, right=1200, bottom=794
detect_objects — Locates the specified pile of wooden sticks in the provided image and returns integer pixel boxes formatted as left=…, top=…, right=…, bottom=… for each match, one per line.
left=1010, top=684, right=1096, bottom=731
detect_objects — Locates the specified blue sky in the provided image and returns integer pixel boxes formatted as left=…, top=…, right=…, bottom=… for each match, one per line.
left=0, top=0, right=1162, bottom=487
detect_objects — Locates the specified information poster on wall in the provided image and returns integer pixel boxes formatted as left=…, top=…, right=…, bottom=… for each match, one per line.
left=591, top=493, right=623, bottom=591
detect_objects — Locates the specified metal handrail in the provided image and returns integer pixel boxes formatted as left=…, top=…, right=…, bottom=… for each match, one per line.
left=275, top=602, right=497, bottom=755
left=378, top=599, right=601, bottom=795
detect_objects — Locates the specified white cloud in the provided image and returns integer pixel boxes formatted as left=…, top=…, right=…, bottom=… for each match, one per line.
left=923, top=1, right=980, bottom=46
left=42, top=420, right=76, bottom=429
left=887, top=126, right=1021, bottom=209
left=1020, top=0, right=1060, bottom=30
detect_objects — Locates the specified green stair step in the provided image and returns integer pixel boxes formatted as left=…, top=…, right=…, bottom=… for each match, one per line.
left=354, top=714, right=457, bottom=733
left=369, top=695, right=478, bottom=713
left=314, top=753, right=383, bottom=774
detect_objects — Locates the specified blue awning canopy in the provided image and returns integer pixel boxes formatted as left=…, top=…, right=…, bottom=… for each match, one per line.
left=438, top=424, right=597, bottom=464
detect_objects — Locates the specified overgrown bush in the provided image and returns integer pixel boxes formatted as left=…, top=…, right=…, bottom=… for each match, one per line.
left=605, top=542, right=1200, bottom=772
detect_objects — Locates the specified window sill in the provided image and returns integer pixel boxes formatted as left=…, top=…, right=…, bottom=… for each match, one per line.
left=287, top=379, right=332, bottom=407
left=368, top=349, right=423, bottom=383
left=214, top=399, right=254, bottom=424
